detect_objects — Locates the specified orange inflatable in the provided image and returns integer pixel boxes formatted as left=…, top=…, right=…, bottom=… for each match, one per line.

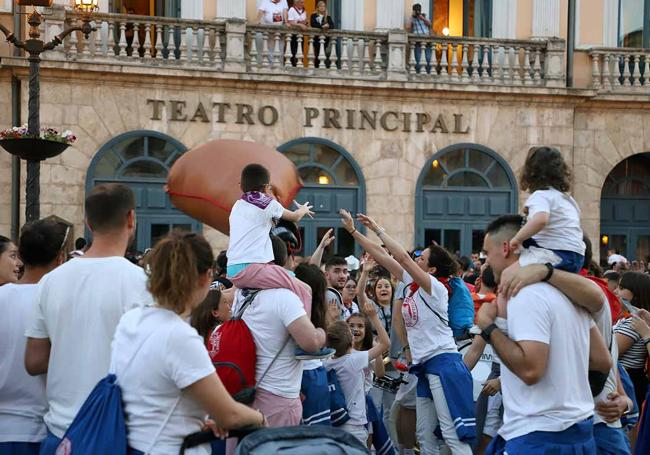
left=166, top=139, right=303, bottom=235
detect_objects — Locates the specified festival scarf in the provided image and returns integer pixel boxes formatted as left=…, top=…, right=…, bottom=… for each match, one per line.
left=240, top=191, right=274, bottom=210
left=409, top=275, right=452, bottom=296
left=579, top=269, right=624, bottom=322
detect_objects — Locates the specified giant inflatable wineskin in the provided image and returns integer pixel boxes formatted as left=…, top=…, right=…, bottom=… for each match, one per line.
left=166, top=139, right=303, bottom=235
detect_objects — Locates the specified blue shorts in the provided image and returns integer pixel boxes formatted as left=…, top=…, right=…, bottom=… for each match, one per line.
left=226, top=263, right=251, bottom=278
left=522, top=239, right=584, bottom=273
left=485, top=418, right=596, bottom=455
left=0, top=442, right=41, bottom=455
left=593, top=423, right=631, bottom=455
left=37, top=432, right=60, bottom=455
left=301, top=366, right=331, bottom=426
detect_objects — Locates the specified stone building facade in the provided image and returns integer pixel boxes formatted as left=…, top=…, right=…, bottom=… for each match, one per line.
left=0, top=0, right=649, bottom=263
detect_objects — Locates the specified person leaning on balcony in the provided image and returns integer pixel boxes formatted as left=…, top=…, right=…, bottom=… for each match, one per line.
left=311, top=0, right=335, bottom=68
left=288, top=0, right=309, bottom=67
left=406, top=3, right=432, bottom=73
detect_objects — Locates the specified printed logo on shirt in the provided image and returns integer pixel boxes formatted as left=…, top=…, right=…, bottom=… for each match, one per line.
left=273, top=12, right=283, bottom=22
left=208, top=329, right=221, bottom=358
left=402, top=295, right=419, bottom=327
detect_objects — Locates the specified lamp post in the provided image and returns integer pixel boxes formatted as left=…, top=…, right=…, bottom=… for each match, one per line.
left=0, top=0, right=98, bottom=222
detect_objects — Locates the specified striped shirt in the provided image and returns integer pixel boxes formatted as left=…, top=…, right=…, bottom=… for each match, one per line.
left=614, top=317, right=648, bottom=369
left=410, top=16, right=430, bottom=35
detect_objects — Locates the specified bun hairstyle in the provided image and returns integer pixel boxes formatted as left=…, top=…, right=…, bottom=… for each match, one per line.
left=426, top=244, right=459, bottom=278
left=145, top=232, right=214, bottom=314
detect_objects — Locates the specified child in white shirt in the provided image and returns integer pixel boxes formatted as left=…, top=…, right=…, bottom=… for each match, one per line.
left=509, top=146, right=585, bottom=273
left=227, top=163, right=314, bottom=315
left=324, top=302, right=390, bottom=444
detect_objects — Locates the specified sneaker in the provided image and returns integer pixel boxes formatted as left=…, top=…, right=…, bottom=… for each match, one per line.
left=294, top=347, right=336, bottom=360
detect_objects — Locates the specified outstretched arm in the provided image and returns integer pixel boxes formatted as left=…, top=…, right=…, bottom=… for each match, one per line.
left=499, top=263, right=605, bottom=314
left=339, top=210, right=404, bottom=280
left=309, top=228, right=334, bottom=266
left=356, top=213, right=434, bottom=296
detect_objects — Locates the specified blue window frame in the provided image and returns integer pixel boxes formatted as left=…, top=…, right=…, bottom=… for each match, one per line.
left=86, top=130, right=201, bottom=251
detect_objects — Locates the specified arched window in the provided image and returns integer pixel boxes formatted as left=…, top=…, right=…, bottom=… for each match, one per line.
left=278, top=138, right=365, bottom=256
left=416, top=144, right=517, bottom=256
left=600, top=152, right=650, bottom=264
left=86, top=131, right=200, bottom=250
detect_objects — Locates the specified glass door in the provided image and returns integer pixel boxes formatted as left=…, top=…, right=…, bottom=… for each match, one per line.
left=136, top=215, right=197, bottom=251
left=298, top=221, right=357, bottom=258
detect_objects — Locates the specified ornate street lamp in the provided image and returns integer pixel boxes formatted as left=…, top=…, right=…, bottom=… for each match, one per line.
left=0, top=0, right=98, bottom=222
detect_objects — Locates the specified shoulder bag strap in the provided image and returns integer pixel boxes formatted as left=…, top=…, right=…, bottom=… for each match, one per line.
left=255, top=336, right=291, bottom=389
left=413, top=289, right=449, bottom=326
left=144, top=395, right=182, bottom=454
left=233, top=289, right=260, bottom=320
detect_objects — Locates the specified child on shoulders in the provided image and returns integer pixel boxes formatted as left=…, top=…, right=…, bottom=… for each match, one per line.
left=509, top=146, right=585, bottom=273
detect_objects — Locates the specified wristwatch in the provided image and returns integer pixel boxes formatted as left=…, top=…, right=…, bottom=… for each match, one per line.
left=480, top=323, right=498, bottom=343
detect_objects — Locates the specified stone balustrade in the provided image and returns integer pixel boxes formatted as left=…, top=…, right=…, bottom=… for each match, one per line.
left=589, top=48, right=650, bottom=93
left=40, top=10, right=569, bottom=89
left=406, top=35, right=554, bottom=87
left=61, top=11, right=227, bottom=68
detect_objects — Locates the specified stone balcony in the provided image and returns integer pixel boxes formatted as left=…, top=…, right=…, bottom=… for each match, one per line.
left=0, top=9, right=648, bottom=97
left=588, top=48, right=650, bottom=94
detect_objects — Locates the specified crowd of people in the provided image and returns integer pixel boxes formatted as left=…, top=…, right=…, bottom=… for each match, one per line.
left=1, top=145, right=650, bottom=455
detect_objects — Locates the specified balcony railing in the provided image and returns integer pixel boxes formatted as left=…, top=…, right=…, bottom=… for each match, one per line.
left=32, top=10, right=566, bottom=89
left=589, top=48, right=650, bottom=92
left=405, top=35, right=550, bottom=87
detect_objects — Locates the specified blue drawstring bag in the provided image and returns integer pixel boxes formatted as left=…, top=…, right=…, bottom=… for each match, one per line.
left=327, top=369, right=350, bottom=427
left=53, top=374, right=127, bottom=455
left=50, top=319, right=179, bottom=455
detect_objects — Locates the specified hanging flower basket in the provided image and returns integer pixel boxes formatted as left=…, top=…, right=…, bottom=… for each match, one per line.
left=0, top=125, right=76, bottom=161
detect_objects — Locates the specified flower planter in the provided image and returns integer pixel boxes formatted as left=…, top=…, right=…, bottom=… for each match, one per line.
left=0, top=138, right=70, bottom=161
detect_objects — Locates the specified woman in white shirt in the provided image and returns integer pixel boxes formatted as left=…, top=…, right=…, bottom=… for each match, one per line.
left=340, top=210, right=474, bottom=455
left=287, top=0, right=308, bottom=66
left=111, top=232, right=264, bottom=455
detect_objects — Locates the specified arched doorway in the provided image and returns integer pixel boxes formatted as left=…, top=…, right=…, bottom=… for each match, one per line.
left=278, top=138, right=365, bottom=257
left=86, top=130, right=201, bottom=251
left=600, top=152, right=650, bottom=264
left=416, top=144, right=518, bottom=256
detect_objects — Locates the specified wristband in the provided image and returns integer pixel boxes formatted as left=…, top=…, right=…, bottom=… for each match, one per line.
left=480, top=323, right=498, bottom=343
left=376, top=227, right=386, bottom=237
left=349, top=228, right=357, bottom=235
left=644, top=338, right=650, bottom=346
left=541, top=263, right=554, bottom=282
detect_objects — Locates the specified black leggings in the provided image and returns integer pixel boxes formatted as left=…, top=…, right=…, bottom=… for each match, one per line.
left=625, top=366, right=649, bottom=408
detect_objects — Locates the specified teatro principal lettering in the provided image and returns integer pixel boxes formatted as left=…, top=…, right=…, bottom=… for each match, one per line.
left=146, top=99, right=471, bottom=134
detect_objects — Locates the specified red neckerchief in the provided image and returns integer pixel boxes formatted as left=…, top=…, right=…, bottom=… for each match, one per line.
left=409, top=275, right=452, bottom=296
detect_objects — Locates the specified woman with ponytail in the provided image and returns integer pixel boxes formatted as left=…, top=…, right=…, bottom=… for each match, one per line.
left=110, top=232, right=265, bottom=455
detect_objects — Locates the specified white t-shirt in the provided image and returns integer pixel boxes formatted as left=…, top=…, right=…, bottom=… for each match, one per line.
left=227, top=198, right=285, bottom=267
left=400, top=271, right=457, bottom=365
left=258, top=0, right=286, bottom=25
left=498, top=283, right=594, bottom=441
left=0, top=284, right=47, bottom=443
left=111, top=307, right=216, bottom=455
left=525, top=187, right=585, bottom=255
left=287, top=6, right=307, bottom=24
left=324, top=350, right=369, bottom=425
left=592, top=298, right=621, bottom=428
left=233, top=289, right=306, bottom=398
left=25, top=257, right=151, bottom=438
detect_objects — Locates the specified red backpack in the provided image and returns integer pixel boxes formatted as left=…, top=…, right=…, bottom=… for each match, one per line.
left=208, top=290, right=259, bottom=404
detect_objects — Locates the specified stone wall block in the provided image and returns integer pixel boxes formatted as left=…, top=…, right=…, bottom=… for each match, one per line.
left=224, top=19, right=247, bottom=73
left=543, top=38, right=566, bottom=88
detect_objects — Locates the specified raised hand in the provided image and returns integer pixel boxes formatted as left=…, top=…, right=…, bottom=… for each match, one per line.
left=339, top=209, right=355, bottom=232
left=362, top=300, right=378, bottom=318
left=356, top=213, right=381, bottom=233
left=298, top=201, right=315, bottom=219
left=318, top=228, right=335, bottom=249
